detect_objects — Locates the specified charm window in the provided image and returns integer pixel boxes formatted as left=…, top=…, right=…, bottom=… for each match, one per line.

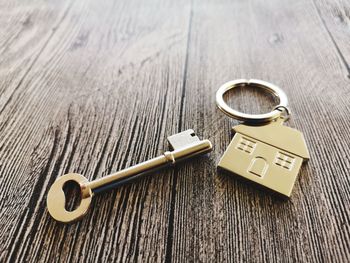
left=275, top=152, right=295, bottom=170
left=236, top=137, right=256, bottom=154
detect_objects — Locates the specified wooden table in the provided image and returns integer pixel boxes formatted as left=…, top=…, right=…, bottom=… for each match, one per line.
left=1, top=0, right=349, bottom=262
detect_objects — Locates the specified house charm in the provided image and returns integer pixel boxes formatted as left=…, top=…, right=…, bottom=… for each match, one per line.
left=218, top=117, right=310, bottom=197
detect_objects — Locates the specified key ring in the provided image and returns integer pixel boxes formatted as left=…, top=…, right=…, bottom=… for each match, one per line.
left=216, top=79, right=289, bottom=123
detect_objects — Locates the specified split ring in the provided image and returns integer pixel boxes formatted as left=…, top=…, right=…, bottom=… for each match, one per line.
left=216, top=79, right=288, bottom=123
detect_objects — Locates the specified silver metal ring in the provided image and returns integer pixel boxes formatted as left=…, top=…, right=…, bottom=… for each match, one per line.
left=216, top=79, right=288, bottom=123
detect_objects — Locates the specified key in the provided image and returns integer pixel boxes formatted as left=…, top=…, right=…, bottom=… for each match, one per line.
left=47, top=129, right=212, bottom=223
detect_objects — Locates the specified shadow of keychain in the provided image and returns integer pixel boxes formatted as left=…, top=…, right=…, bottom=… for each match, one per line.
left=216, top=79, right=310, bottom=197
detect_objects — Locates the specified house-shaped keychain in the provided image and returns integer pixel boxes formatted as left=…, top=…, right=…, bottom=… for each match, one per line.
left=218, top=117, right=310, bottom=197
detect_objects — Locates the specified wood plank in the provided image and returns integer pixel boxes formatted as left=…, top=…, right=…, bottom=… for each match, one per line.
left=0, top=0, right=191, bottom=261
left=312, top=0, right=350, bottom=78
left=0, top=0, right=74, bottom=259
left=171, top=0, right=350, bottom=262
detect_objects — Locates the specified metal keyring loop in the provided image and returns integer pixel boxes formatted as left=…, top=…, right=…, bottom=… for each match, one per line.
left=216, top=79, right=289, bottom=123
left=274, top=105, right=291, bottom=121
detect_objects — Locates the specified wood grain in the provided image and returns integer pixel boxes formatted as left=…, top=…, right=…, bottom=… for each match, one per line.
left=0, top=0, right=349, bottom=262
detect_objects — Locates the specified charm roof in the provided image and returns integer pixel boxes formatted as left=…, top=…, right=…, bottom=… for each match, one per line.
left=233, top=119, right=310, bottom=159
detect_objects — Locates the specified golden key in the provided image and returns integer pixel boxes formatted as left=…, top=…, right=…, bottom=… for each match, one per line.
left=47, top=129, right=212, bottom=223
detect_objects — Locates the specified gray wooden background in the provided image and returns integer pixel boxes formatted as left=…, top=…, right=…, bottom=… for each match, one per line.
left=0, top=0, right=349, bottom=262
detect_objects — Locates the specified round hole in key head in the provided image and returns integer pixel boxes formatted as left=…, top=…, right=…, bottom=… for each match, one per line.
left=62, top=180, right=82, bottom=211
left=47, top=173, right=92, bottom=223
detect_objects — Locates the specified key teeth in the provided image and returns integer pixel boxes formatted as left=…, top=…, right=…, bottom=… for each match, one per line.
left=167, top=129, right=201, bottom=150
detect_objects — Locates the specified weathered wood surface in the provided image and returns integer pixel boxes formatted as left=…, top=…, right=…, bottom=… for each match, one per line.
left=0, top=0, right=349, bottom=262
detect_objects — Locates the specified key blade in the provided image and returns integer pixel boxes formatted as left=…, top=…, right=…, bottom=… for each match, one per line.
left=167, top=129, right=201, bottom=150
